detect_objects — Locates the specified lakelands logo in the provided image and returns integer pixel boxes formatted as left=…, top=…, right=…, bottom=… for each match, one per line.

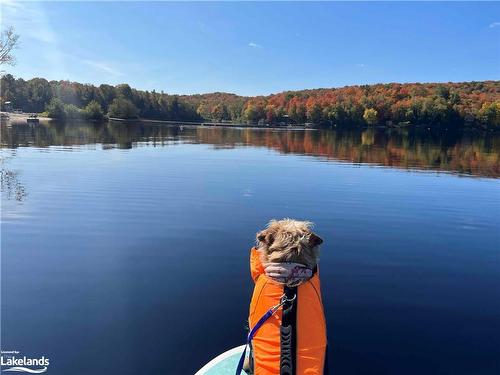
left=1, top=351, right=49, bottom=373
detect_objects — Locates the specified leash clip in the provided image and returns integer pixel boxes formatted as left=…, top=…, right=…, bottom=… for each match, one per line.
left=281, top=293, right=296, bottom=304
left=270, top=293, right=296, bottom=313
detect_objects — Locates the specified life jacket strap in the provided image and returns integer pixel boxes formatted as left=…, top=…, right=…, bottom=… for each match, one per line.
left=280, top=285, right=297, bottom=375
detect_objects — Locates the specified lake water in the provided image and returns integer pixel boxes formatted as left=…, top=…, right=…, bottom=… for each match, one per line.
left=1, top=121, right=499, bottom=375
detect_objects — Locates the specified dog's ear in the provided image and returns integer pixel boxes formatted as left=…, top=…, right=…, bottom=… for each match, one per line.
left=257, top=229, right=275, bottom=247
left=309, top=233, right=323, bottom=247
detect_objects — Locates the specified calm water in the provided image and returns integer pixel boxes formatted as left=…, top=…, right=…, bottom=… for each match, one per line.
left=1, top=121, right=499, bottom=375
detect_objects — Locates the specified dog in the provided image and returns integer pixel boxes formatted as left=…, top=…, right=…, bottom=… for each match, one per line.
left=246, top=218, right=327, bottom=375
left=256, top=218, right=322, bottom=270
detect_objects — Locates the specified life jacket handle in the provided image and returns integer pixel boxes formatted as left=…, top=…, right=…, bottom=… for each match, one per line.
left=235, top=293, right=296, bottom=375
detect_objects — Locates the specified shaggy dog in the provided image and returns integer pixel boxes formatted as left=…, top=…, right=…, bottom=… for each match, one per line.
left=245, top=218, right=327, bottom=374
left=256, top=218, right=323, bottom=271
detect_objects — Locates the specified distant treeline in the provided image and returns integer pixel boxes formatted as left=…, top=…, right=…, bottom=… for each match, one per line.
left=1, top=74, right=499, bottom=128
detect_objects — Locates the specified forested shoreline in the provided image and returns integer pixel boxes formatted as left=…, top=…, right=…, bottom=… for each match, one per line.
left=1, top=74, right=499, bottom=128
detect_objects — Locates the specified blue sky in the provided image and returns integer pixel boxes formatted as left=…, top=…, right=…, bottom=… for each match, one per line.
left=3, top=1, right=499, bottom=96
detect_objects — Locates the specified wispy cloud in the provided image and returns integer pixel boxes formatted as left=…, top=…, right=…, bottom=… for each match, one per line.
left=489, top=22, right=500, bottom=28
left=3, top=1, right=69, bottom=78
left=83, top=59, right=123, bottom=76
left=3, top=1, right=56, bottom=44
left=356, top=63, right=367, bottom=68
left=248, top=42, right=263, bottom=49
left=2, top=0, right=25, bottom=11
left=31, top=29, right=57, bottom=45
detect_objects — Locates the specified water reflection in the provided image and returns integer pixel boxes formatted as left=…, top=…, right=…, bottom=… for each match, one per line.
left=0, top=168, right=27, bottom=201
left=1, top=121, right=499, bottom=178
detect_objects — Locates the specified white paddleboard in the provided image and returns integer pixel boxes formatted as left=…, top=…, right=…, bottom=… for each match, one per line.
left=195, top=345, right=246, bottom=375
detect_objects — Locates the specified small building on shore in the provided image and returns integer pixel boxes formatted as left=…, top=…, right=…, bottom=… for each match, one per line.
left=3, top=101, right=12, bottom=112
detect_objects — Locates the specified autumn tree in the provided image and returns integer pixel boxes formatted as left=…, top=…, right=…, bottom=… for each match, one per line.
left=211, top=104, right=229, bottom=121
left=243, top=102, right=264, bottom=123
left=363, top=108, right=378, bottom=125
left=307, top=103, right=323, bottom=124
left=264, top=105, right=276, bottom=123
left=478, top=102, right=500, bottom=127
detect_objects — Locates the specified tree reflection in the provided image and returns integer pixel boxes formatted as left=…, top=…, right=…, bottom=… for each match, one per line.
left=0, top=169, right=27, bottom=201
left=1, top=121, right=498, bottom=178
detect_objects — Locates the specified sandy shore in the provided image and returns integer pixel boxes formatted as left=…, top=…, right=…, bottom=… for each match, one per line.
left=1, top=112, right=51, bottom=122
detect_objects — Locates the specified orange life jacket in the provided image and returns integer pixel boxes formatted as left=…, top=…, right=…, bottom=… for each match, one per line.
left=248, top=247, right=328, bottom=375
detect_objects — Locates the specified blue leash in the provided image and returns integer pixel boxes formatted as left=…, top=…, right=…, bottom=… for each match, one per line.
left=235, top=294, right=296, bottom=375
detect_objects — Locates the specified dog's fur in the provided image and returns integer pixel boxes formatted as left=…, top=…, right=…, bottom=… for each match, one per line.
left=256, top=219, right=323, bottom=269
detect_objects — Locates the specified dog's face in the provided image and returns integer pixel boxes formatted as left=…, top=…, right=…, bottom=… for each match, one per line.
left=256, top=219, right=323, bottom=269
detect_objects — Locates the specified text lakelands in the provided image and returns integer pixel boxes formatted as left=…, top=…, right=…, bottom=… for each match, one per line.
left=1, top=356, right=50, bottom=366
